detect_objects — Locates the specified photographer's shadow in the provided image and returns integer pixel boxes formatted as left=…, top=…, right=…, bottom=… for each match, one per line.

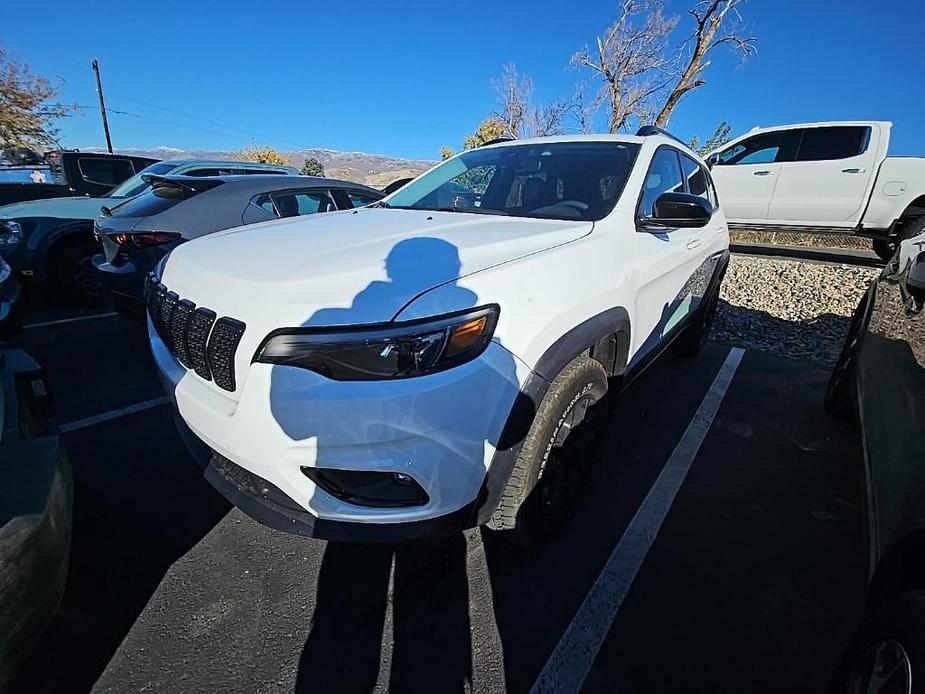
left=283, top=237, right=523, bottom=692
left=295, top=534, right=471, bottom=693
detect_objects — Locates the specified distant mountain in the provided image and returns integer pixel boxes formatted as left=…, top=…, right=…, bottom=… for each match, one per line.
left=87, top=146, right=434, bottom=188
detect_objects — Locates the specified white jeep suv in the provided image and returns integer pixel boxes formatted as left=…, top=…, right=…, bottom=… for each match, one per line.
left=148, top=129, right=729, bottom=545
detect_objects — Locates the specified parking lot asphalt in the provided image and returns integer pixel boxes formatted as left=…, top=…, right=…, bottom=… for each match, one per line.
left=7, top=303, right=869, bottom=694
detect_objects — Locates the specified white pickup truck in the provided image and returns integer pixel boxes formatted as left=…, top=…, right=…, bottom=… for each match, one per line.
left=706, top=121, right=925, bottom=260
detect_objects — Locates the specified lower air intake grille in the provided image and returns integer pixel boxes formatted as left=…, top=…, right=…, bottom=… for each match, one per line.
left=145, top=275, right=244, bottom=392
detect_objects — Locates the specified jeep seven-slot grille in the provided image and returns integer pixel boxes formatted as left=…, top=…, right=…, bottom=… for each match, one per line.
left=145, top=275, right=246, bottom=392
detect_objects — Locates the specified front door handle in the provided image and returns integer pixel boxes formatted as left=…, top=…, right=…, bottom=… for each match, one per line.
left=686, top=238, right=702, bottom=250
left=842, top=168, right=866, bottom=174
left=753, top=170, right=775, bottom=176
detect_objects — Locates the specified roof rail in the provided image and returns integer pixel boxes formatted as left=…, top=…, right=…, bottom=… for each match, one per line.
left=479, top=137, right=515, bottom=147
left=635, top=125, right=686, bottom=146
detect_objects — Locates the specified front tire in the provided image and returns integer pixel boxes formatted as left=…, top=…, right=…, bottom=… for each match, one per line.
left=487, top=355, right=608, bottom=548
left=830, top=591, right=925, bottom=694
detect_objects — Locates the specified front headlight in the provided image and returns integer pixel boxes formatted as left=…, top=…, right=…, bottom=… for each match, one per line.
left=254, top=305, right=499, bottom=380
left=0, top=220, right=23, bottom=251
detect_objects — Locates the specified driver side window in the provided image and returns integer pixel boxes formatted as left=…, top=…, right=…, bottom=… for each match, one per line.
left=638, top=148, right=684, bottom=217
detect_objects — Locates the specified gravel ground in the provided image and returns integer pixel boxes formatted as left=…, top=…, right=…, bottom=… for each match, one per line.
left=709, top=256, right=880, bottom=366
left=729, top=229, right=873, bottom=251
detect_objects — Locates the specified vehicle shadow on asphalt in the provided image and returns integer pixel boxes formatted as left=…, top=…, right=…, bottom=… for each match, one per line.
left=8, top=407, right=231, bottom=694
left=295, top=534, right=471, bottom=693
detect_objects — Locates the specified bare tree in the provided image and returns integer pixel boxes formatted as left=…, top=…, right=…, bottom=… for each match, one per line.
left=654, top=0, right=756, bottom=127
left=492, top=63, right=530, bottom=138
left=491, top=63, right=571, bottom=138
left=571, top=0, right=678, bottom=134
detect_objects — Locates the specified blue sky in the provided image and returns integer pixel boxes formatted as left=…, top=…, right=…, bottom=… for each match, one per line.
left=2, top=0, right=920, bottom=160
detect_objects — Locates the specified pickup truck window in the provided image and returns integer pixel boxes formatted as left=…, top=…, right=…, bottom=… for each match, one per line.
left=78, top=157, right=135, bottom=186
left=715, top=130, right=801, bottom=166
left=795, top=126, right=871, bottom=162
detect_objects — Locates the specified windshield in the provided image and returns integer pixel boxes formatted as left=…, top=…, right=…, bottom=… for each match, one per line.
left=107, top=161, right=177, bottom=198
left=386, top=141, right=640, bottom=221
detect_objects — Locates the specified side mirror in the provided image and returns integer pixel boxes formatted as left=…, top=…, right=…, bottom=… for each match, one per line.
left=705, top=153, right=719, bottom=170
left=643, top=192, right=714, bottom=229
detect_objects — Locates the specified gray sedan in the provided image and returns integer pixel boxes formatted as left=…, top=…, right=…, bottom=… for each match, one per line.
left=92, top=174, right=382, bottom=316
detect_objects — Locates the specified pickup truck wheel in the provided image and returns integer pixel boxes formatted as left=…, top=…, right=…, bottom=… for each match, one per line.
left=49, top=238, right=106, bottom=306
left=872, top=239, right=896, bottom=262
left=824, top=293, right=867, bottom=422
left=828, top=591, right=925, bottom=694
left=486, top=355, right=608, bottom=548
left=873, top=217, right=925, bottom=262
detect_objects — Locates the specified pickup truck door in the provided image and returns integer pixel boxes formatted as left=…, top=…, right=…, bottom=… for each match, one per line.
left=631, top=147, right=718, bottom=364
left=767, top=125, right=880, bottom=226
left=708, top=129, right=799, bottom=222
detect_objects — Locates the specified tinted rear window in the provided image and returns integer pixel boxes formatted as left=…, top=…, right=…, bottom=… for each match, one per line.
left=796, top=126, right=871, bottom=161
left=108, top=179, right=221, bottom=218
left=78, top=157, right=135, bottom=185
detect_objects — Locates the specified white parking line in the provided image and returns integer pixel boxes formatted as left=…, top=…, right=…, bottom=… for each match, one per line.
left=60, top=396, right=170, bottom=433
left=24, top=312, right=119, bottom=329
left=531, top=347, right=745, bottom=694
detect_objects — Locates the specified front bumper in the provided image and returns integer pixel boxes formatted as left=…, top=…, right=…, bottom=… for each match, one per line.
left=151, top=318, right=528, bottom=540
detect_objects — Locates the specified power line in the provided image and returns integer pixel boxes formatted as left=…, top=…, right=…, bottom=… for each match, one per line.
left=108, top=92, right=313, bottom=151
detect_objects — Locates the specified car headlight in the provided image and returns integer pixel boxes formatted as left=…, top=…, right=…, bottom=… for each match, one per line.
left=0, top=220, right=23, bottom=250
left=254, top=305, right=499, bottom=380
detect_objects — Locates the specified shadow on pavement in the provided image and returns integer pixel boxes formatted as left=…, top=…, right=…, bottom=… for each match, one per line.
left=295, top=534, right=471, bottom=693
left=8, top=406, right=230, bottom=694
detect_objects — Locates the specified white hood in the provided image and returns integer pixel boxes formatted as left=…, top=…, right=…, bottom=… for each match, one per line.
left=161, top=207, right=592, bottom=329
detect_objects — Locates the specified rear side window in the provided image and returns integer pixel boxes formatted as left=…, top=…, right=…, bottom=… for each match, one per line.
left=795, top=126, right=871, bottom=161
left=78, top=157, right=135, bottom=185
left=109, top=180, right=220, bottom=218
left=346, top=191, right=381, bottom=207
left=184, top=168, right=236, bottom=177
left=639, top=148, right=684, bottom=217
left=242, top=168, right=287, bottom=175
left=271, top=190, right=336, bottom=217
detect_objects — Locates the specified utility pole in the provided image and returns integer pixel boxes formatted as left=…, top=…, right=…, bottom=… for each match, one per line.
left=90, top=59, right=113, bottom=153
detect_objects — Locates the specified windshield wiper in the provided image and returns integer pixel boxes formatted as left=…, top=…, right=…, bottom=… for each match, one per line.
left=407, top=206, right=509, bottom=216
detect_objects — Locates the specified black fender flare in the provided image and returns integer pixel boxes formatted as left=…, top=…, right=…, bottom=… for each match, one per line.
left=473, top=306, right=630, bottom=525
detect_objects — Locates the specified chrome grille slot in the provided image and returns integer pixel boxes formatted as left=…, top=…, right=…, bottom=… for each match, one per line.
left=207, top=318, right=246, bottom=392
left=187, top=308, right=217, bottom=380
